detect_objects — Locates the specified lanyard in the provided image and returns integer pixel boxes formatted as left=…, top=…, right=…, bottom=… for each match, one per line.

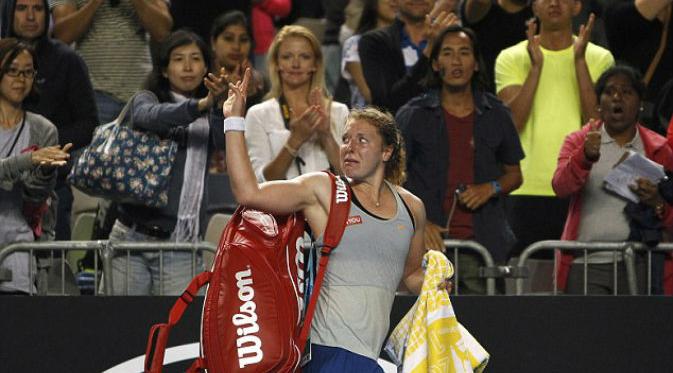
left=278, top=95, right=306, bottom=175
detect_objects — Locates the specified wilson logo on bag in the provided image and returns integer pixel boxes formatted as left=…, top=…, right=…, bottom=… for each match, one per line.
left=144, top=172, right=351, bottom=373
left=233, top=267, right=263, bottom=368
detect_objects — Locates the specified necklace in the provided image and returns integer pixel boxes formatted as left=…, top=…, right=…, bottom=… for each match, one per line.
left=366, top=190, right=380, bottom=207
left=372, top=194, right=381, bottom=207
left=354, top=183, right=384, bottom=208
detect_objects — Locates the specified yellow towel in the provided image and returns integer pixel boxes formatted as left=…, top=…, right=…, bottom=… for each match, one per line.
left=385, top=250, right=489, bottom=373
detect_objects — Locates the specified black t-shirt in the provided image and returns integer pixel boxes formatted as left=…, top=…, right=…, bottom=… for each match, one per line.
left=605, top=2, right=673, bottom=102
left=461, top=0, right=533, bottom=93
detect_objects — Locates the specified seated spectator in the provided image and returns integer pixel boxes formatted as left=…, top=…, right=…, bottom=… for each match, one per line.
left=2, top=0, right=98, bottom=241
left=341, top=0, right=397, bottom=108
left=495, top=0, right=614, bottom=259
left=553, top=65, right=673, bottom=294
left=359, top=0, right=457, bottom=114
left=107, top=30, right=227, bottom=295
left=210, top=10, right=267, bottom=109
left=460, top=0, right=533, bottom=93
left=0, top=39, right=66, bottom=294
left=396, top=26, right=523, bottom=294
left=49, top=0, right=173, bottom=124
left=245, top=25, right=349, bottom=182
left=604, top=0, right=672, bottom=132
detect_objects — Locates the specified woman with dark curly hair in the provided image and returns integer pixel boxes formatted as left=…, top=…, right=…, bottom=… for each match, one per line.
left=222, top=69, right=430, bottom=371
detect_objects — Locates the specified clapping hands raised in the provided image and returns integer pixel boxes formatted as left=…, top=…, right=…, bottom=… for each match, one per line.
left=287, top=88, right=330, bottom=147
left=423, top=7, right=459, bottom=57
left=32, top=143, right=72, bottom=167
left=574, top=13, right=595, bottom=61
left=223, top=60, right=263, bottom=97
left=202, top=67, right=228, bottom=110
left=526, top=18, right=543, bottom=68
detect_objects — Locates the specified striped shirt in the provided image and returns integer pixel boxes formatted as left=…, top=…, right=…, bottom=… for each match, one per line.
left=48, top=0, right=158, bottom=102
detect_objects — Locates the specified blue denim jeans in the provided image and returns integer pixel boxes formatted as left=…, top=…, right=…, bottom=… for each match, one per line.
left=94, top=90, right=125, bottom=125
left=106, top=220, right=204, bottom=295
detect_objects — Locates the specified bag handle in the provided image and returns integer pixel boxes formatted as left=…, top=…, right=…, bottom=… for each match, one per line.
left=296, top=171, right=351, bottom=354
left=644, top=5, right=671, bottom=86
left=144, top=271, right=212, bottom=373
left=99, top=91, right=160, bottom=154
left=97, top=95, right=135, bottom=154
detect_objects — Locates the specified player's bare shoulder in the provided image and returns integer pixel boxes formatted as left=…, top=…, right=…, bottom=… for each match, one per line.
left=300, top=171, right=338, bottom=211
left=393, top=185, right=426, bottom=220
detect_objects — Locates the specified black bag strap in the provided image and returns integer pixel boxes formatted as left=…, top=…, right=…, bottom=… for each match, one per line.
left=3, top=114, right=26, bottom=158
left=296, top=171, right=351, bottom=355
left=278, top=95, right=306, bottom=174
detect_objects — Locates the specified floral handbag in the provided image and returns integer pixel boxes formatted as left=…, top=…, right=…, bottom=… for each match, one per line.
left=67, top=92, right=177, bottom=208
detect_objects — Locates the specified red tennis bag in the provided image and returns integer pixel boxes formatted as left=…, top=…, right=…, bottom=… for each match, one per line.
left=144, top=172, right=351, bottom=372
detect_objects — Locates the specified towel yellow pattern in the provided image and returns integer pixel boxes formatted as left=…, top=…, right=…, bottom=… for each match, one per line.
left=385, top=250, right=489, bottom=372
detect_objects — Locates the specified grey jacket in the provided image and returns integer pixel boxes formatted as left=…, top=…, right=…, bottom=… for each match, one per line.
left=0, top=112, right=59, bottom=239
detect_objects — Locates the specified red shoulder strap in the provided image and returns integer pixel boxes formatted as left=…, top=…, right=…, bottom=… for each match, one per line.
left=297, top=171, right=351, bottom=354
left=144, top=271, right=211, bottom=373
left=321, top=172, right=351, bottom=251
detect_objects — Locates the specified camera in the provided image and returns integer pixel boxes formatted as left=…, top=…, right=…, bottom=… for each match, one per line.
left=455, top=183, right=467, bottom=195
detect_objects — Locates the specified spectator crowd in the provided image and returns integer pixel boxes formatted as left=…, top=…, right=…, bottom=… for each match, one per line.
left=1, top=0, right=673, bottom=298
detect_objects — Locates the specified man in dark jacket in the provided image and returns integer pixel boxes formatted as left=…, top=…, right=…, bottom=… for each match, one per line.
left=1, top=0, right=98, bottom=240
left=359, top=0, right=457, bottom=114
left=396, top=26, right=524, bottom=293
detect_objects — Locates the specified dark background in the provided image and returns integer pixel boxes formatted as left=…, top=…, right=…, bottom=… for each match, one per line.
left=2, top=296, right=673, bottom=372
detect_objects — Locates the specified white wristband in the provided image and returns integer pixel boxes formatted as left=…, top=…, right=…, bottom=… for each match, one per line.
left=223, top=117, right=245, bottom=133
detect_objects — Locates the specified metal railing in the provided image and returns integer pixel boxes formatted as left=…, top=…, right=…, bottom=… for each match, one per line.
left=442, top=239, right=496, bottom=295
left=515, top=240, right=673, bottom=295
left=0, top=241, right=106, bottom=295
left=0, top=241, right=217, bottom=295
left=104, top=241, right=217, bottom=295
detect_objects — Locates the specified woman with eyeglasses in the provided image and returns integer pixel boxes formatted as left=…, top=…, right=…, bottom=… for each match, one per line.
left=0, top=38, right=71, bottom=294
